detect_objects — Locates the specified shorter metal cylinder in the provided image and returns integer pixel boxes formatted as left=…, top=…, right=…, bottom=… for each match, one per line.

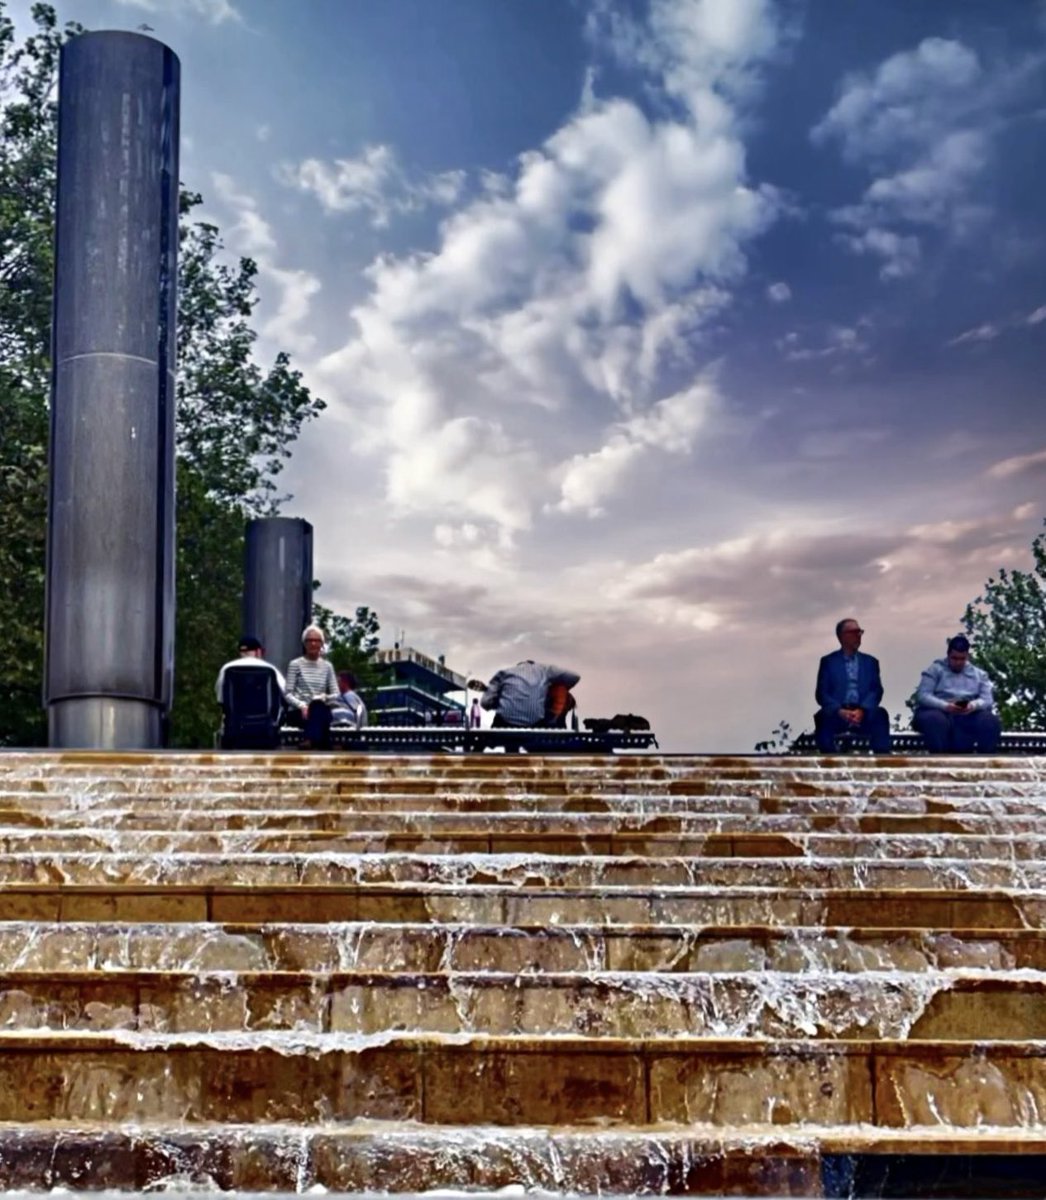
left=243, top=518, right=313, bottom=675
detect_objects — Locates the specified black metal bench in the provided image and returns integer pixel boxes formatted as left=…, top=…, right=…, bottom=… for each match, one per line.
left=790, top=730, right=1046, bottom=755
left=278, top=725, right=659, bottom=754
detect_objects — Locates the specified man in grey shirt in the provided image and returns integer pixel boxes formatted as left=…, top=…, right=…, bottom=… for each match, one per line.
left=912, top=634, right=1001, bottom=753
left=480, top=660, right=580, bottom=728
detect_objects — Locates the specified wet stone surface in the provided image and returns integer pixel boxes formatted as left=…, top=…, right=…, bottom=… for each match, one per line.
left=0, top=751, right=1045, bottom=1193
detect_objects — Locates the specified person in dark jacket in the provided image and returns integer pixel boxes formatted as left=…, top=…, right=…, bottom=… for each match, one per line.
left=814, top=617, right=892, bottom=754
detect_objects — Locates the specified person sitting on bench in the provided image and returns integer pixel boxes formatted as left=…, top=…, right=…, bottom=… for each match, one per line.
left=285, top=625, right=339, bottom=750
left=477, top=660, right=580, bottom=728
left=215, top=635, right=286, bottom=750
left=912, top=634, right=1001, bottom=753
left=331, top=670, right=368, bottom=730
left=814, top=617, right=892, bottom=754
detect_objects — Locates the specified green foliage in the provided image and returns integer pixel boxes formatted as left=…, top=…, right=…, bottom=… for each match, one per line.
left=962, top=520, right=1046, bottom=731
left=177, top=196, right=324, bottom=515
left=167, top=200, right=324, bottom=745
left=0, top=2, right=345, bottom=747
left=0, top=1, right=76, bottom=745
left=312, top=603, right=386, bottom=701
left=754, top=719, right=796, bottom=754
left=169, top=466, right=244, bottom=748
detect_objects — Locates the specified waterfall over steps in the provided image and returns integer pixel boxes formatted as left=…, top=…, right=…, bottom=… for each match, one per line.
left=0, top=750, right=1045, bottom=1195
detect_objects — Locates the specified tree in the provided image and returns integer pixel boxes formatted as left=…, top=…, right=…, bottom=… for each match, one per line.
left=312, top=603, right=385, bottom=701
left=0, top=2, right=73, bottom=745
left=0, top=2, right=343, bottom=747
left=962, top=519, right=1046, bottom=730
left=169, top=196, right=325, bottom=746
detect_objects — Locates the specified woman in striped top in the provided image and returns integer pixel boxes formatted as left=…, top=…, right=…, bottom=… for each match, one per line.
left=286, top=625, right=338, bottom=749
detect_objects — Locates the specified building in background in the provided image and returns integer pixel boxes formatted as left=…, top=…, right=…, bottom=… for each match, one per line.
left=369, top=646, right=467, bottom=726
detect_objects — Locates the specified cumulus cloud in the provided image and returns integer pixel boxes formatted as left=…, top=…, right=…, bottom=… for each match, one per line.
left=556, top=374, right=719, bottom=515
left=211, top=173, right=321, bottom=355
left=812, top=36, right=1041, bottom=280
left=1027, top=304, right=1046, bottom=325
left=310, top=0, right=785, bottom=547
left=279, top=145, right=466, bottom=228
left=115, top=0, right=240, bottom=22
left=766, top=281, right=791, bottom=302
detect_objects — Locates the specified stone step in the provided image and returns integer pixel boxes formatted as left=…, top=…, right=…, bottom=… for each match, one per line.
left=0, top=850, right=1041, bottom=891
left=0, top=967, right=1042, bottom=1040
left=5, top=806, right=1046, bottom=837
left=0, top=884, right=1037, bottom=927
left=8, top=790, right=1046, bottom=818
left=1, top=1122, right=1043, bottom=1195
left=0, top=920, right=1036, bottom=973
left=13, top=760, right=1045, bottom=784
left=7, top=750, right=1038, bottom=773
left=6, top=828, right=1046, bottom=859
left=4, top=759, right=1046, bottom=781
left=0, top=1033, right=1041, bottom=1128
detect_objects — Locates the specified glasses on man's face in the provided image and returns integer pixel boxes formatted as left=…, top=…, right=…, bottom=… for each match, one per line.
left=843, top=628, right=864, bottom=636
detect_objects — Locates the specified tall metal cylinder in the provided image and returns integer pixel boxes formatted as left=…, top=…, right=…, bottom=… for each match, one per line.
left=45, top=32, right=180, bottom=749
left=243, top=518, right=314, bottom=676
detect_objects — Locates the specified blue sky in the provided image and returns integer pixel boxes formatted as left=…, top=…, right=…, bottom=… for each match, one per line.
left=20, top=0, right=1046, bottom=749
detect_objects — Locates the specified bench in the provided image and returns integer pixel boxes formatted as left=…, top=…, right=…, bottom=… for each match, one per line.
left=790, top=730, right=1046, bottom=755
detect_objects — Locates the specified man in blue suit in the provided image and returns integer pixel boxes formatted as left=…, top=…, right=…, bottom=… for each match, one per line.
left=814, top=618, right=892, bottom=754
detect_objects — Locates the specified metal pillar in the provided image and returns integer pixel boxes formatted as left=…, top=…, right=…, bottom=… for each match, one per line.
left=243, top=518, right=314, bottom=676
left=45, top=32, right=180, bottom=749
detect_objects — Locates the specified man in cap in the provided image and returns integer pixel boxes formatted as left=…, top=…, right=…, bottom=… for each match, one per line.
left=215, top=635, right=286, bottom=702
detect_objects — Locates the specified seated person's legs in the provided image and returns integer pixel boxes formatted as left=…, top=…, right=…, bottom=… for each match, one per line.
left=913, top=707, right=951, bottom=752
left=814, top=708, right=847, bottom=753
left=303, top=700, right=333, bottom=749
left=863, top=705, right=893, bottom=754
left=970, top=710, right=1002, bottom=753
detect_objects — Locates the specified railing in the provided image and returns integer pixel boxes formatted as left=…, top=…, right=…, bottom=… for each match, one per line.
left=279, top=725, right=659, bottom=754
left=789, top=730, right=1046, bottom=755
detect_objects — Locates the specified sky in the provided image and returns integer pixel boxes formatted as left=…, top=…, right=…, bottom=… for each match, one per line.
left=14, top=0, right=1046, bottom=750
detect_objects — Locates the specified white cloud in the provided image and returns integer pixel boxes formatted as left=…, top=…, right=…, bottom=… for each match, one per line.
left=947, top=304, right=1046, bottom=346
left=812, top=39, right=982, bottom=163
left=280, top=145, right=466, bottom=228
left=308, top=0, right=784, bottom=544
left=947, top=322, right=1000, bottom=347
left=832, top=224, right=921, bottom=280
left=556, top=374, right=719, bottom=515
left=985, top=447, right=1046, bottom=480
left=777, top=323, right=872, bottom=362
left=812, top=37, right=1034, bottom=279
left=211, top=173, right=321, bottom=355
left=766, top=281, right=791, bottom=302
left=114, top=0, right=240, bottom=23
